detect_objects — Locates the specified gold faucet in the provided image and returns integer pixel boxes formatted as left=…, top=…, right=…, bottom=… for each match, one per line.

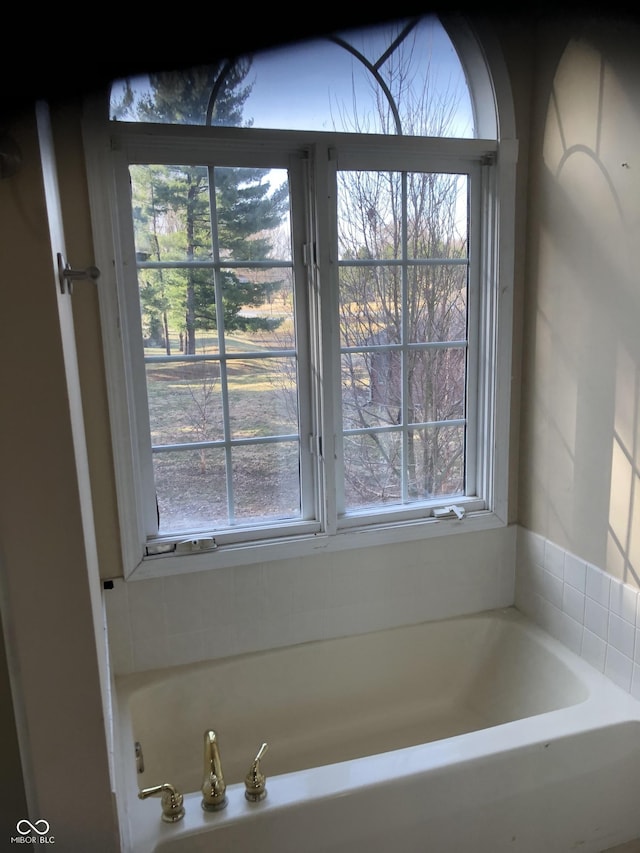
left=138, top=783, right=185, bottom=823
left=244, top=742, right=269, bottom=802
left=201, top=729, right=227, bottom=811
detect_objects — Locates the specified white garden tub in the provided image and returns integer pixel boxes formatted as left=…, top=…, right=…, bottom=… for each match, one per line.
left=114, top=607, right=640, bottom=852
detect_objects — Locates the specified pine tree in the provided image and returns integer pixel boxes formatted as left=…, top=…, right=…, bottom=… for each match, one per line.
left=116, top=63, right=288, bottom=354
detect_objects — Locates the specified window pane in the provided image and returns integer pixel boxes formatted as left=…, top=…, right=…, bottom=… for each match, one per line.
left=222, top=267, right=294, bottom=342
left=215, top=168, right=291, bottom=260
left=407, top=265, right=467, bottom=343
left=407, top=425, right=465, bottom=499
left=132, top=158, right=302, bottom=536
left=147, top=360, right=223, bottom=446
left=228, top=357, right=298, bottom=440
left=232, top=442, right=301, bottom=522
left=406, top=173, right=468, bottom=258
left=338, top=166, right=468, bottom=514
left=343, top=431, right=403, bottom=510
left=154, top=449, right=228, bottom=534
left=341, top=352, right=400, bottom=431
left=154, top=440, right=302, bottom=534
left=245, top=40, right=383, bottom=134
left=407, top=348, right=466, bottom=423
left=339, top=266, right=402, bottom=349
left=131, top=165, right=212, bottom=262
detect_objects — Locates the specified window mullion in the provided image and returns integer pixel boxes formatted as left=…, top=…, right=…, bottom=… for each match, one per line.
left=290, top=151, right=317, bottom=524
left=314, top=144, right=340, bottom=533
left=401, top=170, right=409, bottom=504
left=207, top=165, right=236, bottom=523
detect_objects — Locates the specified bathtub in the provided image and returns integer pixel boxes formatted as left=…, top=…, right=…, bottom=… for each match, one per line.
left=114, top=607, right=640, bottom=852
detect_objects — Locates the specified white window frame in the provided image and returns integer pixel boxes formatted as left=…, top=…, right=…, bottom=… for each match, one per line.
left=82, top=17, right=517, bottom=580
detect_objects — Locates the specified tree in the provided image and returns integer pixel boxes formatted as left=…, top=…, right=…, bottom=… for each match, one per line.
left=115, top=64, right=289, bottom=355
left=335, top=25, right=469, bottom=507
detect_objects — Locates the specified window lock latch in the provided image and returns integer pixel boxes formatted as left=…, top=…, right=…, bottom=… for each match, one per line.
left=433, top=505, right=465, bottom=520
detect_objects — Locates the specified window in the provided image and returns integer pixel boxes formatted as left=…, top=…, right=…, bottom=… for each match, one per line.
left=84, top=15, right=516, bottom=577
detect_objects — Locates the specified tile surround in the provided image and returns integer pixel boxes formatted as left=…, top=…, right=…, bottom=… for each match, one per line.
left=102, top=522, right=640, bottom=702
left=103, top=526, right=516, bottom=675
left=515, top=526, right=640, bottom=698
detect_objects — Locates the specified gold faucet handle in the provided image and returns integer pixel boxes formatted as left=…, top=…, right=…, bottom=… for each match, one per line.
left=245, top=742, right=268, bottom=802
left=139, top=782, right=185, bottom=823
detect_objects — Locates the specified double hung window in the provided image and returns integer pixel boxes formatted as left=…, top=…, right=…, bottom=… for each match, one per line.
left=85, top=15, right=515, bottom=576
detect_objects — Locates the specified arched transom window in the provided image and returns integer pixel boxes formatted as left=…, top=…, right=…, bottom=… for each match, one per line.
left=110, top=16, right=477, bottom=137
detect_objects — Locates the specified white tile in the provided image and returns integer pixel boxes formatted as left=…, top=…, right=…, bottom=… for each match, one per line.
left=544, top=540, right=565, bottom=578
left=292, top=557, right=334, bottom=612
left=133, top=634, right=169, bottom=672
left=586, top=563, right=611, bottom=606
left=164, top=631, right=205, bottom=667
left=199, top=566, right=236, bottom=627
left=127, top=578, right=166, bottom=643
left=200, top=623, right=239, bottom=661
left=563, top=553, right=587, bottom=592
left=631, top=664, right=640, bottom=701
left=558, top=612, right=583, bottom=655
left=529, top=562, right=546, bottom=596
left=634, top=628, right=640, bottom=664
left=495, top=558, right=516, bottom=606
left=605, top=646, right=633, bottom=692
left=233, top=563, right=267, bottom=622
left=517, top=527, right=545, bottom=568
left=288, top=608, right=330, bottom=645
left=608, top=612, right=636, bottom=658
left=103, top=578, right=129, bottom=623
left=262, top=560, right=297, bottom=619
left=162, top=573, right=203, bottom=636
left=540, top=599, right=563, bottom=641
left=562, top=583, right=585, bottom=624
left=609, top=579, right=638, bottom=625
left=515, top=583, right=543, bottom=624
left=581, top=628, right=606, bottom=672
left=541, top=570, right=563, bottom=609
left=107, top=635, right=134, bottom=676
left=584, top=597, right=608, bottom=640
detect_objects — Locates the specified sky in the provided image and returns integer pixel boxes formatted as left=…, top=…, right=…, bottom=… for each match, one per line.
left=244, top=16, right=474, bottom=137
left=111, top=16, right=474, bottom=138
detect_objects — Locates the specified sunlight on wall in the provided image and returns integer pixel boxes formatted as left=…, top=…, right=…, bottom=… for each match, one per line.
left=524, top=23, right=640, bottom=584
left=608, top=344, right=640, bottom=585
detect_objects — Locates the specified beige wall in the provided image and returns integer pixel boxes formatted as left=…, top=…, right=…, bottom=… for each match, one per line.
left=0, top=108, right=120, bottom=848
left=520, top=15, right=640, bottom=587
left=0, top=608, right=27, bottom=837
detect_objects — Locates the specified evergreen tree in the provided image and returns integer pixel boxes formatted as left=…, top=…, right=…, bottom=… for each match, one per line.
left=115, top=63, right=288, bottom=354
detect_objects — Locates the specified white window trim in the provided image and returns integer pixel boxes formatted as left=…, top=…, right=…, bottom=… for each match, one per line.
left=82, top=18, right=517, bottom=581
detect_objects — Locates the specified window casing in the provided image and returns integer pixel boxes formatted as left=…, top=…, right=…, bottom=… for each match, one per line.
left=84, top=19, right=517, bottom=578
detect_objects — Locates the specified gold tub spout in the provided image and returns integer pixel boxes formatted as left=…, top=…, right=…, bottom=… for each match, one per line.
left=201, top=729, right=227, bottom=811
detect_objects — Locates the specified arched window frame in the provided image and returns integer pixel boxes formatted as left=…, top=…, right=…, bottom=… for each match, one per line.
left=83, top=15, right=518, bottom=580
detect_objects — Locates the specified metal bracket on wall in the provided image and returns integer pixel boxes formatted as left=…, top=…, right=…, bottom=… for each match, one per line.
left=57, top=252, right=100, bottom=295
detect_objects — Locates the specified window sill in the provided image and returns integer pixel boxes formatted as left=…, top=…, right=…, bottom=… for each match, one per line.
left=124, top=508, right=507, bottom=581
